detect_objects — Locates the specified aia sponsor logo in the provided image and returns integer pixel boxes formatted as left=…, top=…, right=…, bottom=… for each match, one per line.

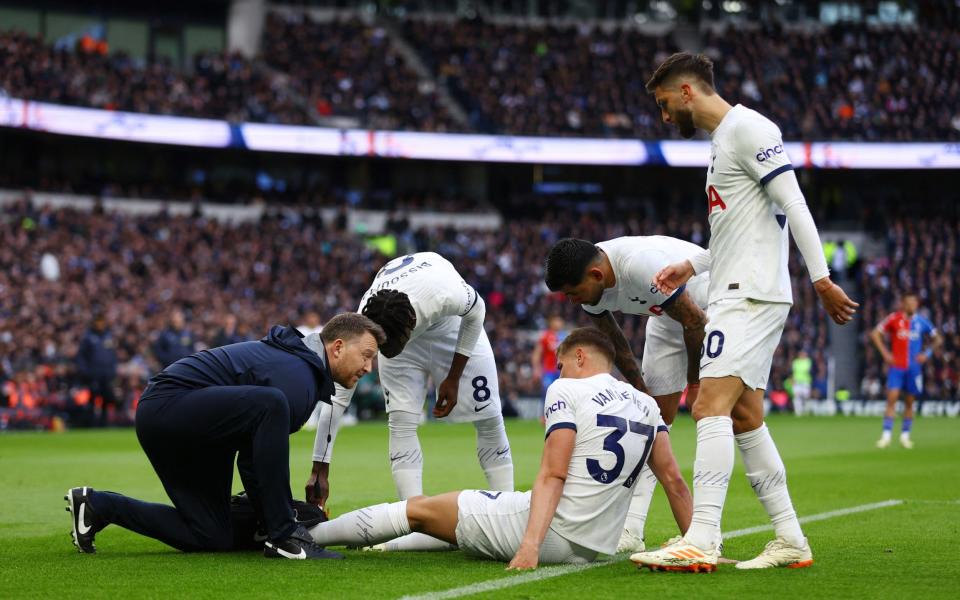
left=707, top=185, right=726, bottom=214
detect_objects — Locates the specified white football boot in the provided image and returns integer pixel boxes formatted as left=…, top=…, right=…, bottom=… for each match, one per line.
left=630, top=537, right=719, bottom=573
left=616, top=529, right=645, bottom=553
left=735, top=537, right=813, bottom=569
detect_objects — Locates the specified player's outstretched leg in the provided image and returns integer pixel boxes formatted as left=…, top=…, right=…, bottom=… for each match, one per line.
left=388, top=410, right=424, bottom=499
left=308, top=492, right=460, bottom=549
left=474, top=416, right=514, bottom=491
left=733, top=423, right=813, bottom=570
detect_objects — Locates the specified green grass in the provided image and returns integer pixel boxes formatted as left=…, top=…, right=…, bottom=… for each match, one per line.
left=1, top=415, right=958, bottom=599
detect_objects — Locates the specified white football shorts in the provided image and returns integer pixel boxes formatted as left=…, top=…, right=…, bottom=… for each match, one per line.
left=641, top=315, right=688, bottom=397
left=455, top=490, right=597, bottom=564
left=378, top=317, right=501, bottom=423
left=699, top=298, right=791, bottom=390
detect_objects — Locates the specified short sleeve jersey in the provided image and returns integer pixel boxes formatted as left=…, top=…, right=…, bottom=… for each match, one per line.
left=358, top=252, right=480, bottom=343
left=542, top=373, right=666, bottom=555
left=704, top=104, right=794, bottom=304
left=580, top=236, right=710, bottom=317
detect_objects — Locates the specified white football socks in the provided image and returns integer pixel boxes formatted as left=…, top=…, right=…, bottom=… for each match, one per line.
left=686, top=416, right=734, bottom=550
left=624, top=464, right=658, bottom=538
left=380, top=532, right=457, bottom=552
left=474, top=417, right=514, bottom=491
left=308, top=501, right=410, bottom=547
left=736, top=423, right=805, bottom=547
left=388, top=411, right=424, bottom=499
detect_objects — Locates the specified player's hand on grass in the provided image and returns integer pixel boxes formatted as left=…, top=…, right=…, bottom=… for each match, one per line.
left=507, top=543, right=539, bottom=571
left=434, top=377, right=459, bottom=417
left=814, top=277, right=859, bottom=325
left=652, top=260, right=694, bottom=294
left=305, top=468, right=329, bottom=509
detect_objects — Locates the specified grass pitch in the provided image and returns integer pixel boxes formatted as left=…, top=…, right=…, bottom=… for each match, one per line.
left=1, top=415, right=958, bottom=599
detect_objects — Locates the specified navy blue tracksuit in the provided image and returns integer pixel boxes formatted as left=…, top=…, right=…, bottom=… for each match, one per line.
left=88, top=325, right=333, bottom=551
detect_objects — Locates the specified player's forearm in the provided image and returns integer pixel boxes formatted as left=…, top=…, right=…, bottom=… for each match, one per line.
left=454, top=295, right=486, bottom=357
left=648, top=434, right=692, bottom=533
left=682, top=329, right=705, bottom=385
left=665, top=294, right=707, bottom=385
left=689, top=250, right=711, bottom=275
left=312, top=400, right=346, bottom=462
left=767, top=171, right=830, bottom=282
left=519, top=473, right=565, bottom=551
left=446, top=352, right=469, bottom=381
left=663, top=476, right=693, bottom=534
left=592, top=313, right=645, bottom=391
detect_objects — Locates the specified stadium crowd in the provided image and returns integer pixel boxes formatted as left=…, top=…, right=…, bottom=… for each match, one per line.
left=0, top=30, right=308, bottom=125
left=400, top=17, right=677, bottom=137
left=262, top=13, right=458, bottom=132
left=702, top=24, right=960, bottom=141
left=0, top=193, right=850, bottom=429
left=2, top=16, right=959, bottom=140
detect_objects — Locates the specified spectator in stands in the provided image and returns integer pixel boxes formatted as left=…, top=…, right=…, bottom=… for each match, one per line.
left=297, top=311, right=324, bottom=337
left=75, top=313, right=119, bottom=426
left=152, top=310, right=197, bottom=369
left=211, top=314, right=247, bottom=348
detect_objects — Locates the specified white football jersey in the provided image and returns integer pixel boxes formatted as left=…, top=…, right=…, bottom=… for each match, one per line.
left=581, top=236, right=710, bottom=317
left=357, top=252, right=479, bottom=343
left=704, top=104, right=794, bottom=305
left=543, top=373, right=665, bottom=555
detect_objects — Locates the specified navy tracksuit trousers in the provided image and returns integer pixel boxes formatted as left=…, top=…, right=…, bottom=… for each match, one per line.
left=89, top=385, right=297, bottom=551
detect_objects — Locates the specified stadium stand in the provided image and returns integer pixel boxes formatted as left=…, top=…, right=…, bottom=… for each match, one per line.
left=2, top=15, right=958, bottom=139
left=0, top=190, right=853, bottom=427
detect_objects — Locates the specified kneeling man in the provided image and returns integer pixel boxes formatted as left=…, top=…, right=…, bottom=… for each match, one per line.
left=308, top=328, right=691, bottom=568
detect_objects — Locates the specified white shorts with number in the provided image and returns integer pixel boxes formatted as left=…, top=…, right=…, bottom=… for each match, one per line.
left=699, top=298, right=791, bottom=391
left=641, top=316, right=688, bottom=397
left=378, top=317, right=501, bottom=423
left=455, top=490, right=597, bottom=564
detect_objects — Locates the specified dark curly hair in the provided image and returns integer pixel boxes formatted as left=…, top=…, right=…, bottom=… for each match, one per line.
left=544, top=238, right=600, bottom=291
left=361, top=289, right=416, bottom=356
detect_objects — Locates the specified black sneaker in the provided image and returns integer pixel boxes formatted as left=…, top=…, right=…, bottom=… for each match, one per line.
left=65, top=487, right=105, bottom=554
left=263, top=525, right=344, bottom=560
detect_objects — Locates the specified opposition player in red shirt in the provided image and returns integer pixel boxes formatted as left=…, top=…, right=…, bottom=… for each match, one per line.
left=870, top=292, right=941, bottom=449
left=531, top=315, right=568, bottom=395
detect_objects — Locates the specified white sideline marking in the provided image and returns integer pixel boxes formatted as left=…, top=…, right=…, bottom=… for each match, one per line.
left=398, top=499, right=904, bottom=600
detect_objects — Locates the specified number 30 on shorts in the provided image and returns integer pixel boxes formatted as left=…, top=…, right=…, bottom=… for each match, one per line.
left=700, top=330, right=725, bottom=359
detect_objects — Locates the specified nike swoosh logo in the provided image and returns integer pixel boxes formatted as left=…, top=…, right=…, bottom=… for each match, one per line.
left=276, top=545, right=307, bottom=559
left=496, top=448, right=510, bottom=456
left=474, top=403, right=490, bottom=412
left=77, top=503, right=92, bottom=535
left=701, top=362, right=714, bottom=369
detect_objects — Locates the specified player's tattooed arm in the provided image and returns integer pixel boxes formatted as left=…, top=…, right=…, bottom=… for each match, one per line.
left=663, top=291, right=708, bottom=385
left=588, top=310, right=646, bottom=393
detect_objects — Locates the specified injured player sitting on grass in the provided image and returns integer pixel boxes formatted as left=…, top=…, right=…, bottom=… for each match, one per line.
left=308, top=327, right=692, bottom=568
